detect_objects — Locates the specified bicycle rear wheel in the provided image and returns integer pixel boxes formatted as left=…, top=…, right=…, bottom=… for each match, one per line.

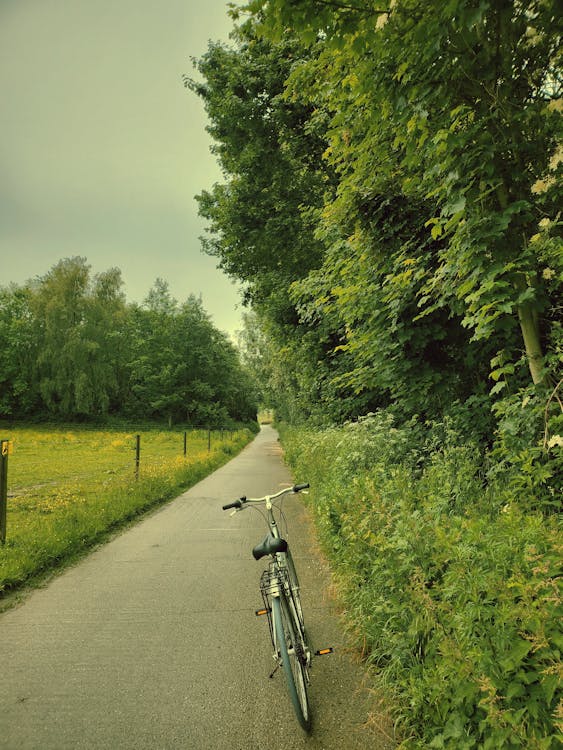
left=272, top=593, right=311, bottom=732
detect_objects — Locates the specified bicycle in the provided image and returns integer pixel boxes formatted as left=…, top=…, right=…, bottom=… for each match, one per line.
left=222, top=483, right=332, bottom=732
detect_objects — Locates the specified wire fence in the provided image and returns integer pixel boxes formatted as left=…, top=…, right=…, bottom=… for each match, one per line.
left=0, top=427, right=246, bottom=544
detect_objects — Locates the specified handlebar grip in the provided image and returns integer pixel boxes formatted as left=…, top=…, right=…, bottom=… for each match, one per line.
left=222, top=500, right=241, bottom=511
left=222, top=496, right=246, bottom=511
left=293, top=483, right=310, bottom=492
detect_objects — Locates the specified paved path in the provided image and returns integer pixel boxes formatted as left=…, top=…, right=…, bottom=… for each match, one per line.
left=0, top=426, right=394, bottom=749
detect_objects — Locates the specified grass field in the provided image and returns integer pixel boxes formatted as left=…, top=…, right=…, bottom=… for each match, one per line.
left=0, top=425, right=253, bottom=595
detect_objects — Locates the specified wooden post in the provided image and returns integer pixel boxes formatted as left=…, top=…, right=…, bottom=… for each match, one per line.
left=207, top=429, right=211, bottom=452
left=0, top=439, right=9, bottom=544
left=135, top=434, right=141, bottom=479
left=183, top=431, right=187, bottom=457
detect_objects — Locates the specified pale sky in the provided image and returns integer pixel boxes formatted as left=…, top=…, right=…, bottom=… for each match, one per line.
left=0, top=0, right=243, bottom=337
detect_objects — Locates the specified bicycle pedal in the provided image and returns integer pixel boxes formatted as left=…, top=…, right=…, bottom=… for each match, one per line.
left=255, top=607, right=270, bottom=616
left=315, top=647, right=334, bottom=656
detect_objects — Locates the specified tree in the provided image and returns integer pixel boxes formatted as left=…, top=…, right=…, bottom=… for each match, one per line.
left=30, top=257, right=126, bottom=417
left=0, top=284, right=39, bottom=417
left=186, top=23, right=331, bottom=308
left=127, top=281, right=258, bottom=426
left=188, top=22, right=369, bottom=422
left=244, top=0, right=562, bottom=391
left=0, top=261, right=258, bottom=426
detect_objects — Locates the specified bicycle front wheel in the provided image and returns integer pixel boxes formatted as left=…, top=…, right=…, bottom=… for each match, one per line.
left=272, top=593, right=311, bottom=732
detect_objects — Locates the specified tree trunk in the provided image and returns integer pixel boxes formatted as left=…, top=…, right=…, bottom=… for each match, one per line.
left=512, top=264, right=546, bottom=386
left=517, top=301, right=544, bottom=385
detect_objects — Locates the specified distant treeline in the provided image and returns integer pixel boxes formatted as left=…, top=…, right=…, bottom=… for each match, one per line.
left=0, top=257, right=258, bottom=426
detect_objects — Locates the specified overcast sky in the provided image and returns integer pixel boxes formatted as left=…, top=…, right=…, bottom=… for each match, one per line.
left=0, top=0, right=243, bottom=337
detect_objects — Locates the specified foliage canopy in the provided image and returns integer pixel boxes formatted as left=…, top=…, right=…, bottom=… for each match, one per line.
left=0, top=257, right=258, bottom=426
left=191, top=0, right=561, bottom=469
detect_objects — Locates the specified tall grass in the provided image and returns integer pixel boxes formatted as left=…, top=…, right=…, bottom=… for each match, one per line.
left=279, top=416, right=562, bottom=749
left=0, top=426, right=253, bottom=594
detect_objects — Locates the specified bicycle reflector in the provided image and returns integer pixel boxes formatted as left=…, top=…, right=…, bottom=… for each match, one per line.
left=315, top=647, right=334, bottom=656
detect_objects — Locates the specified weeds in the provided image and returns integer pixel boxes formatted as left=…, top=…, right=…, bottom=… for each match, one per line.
left=280, top=415, right=562, bottom=749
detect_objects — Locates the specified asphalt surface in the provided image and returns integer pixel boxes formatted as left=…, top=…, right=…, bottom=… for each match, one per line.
left=0, top=425, right=395, bottom=749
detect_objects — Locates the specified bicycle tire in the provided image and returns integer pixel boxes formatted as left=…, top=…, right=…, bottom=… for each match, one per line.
left=272, top=593, right=311, bottom=732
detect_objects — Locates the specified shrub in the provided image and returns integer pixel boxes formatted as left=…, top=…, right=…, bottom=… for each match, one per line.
left=280, top=415, right=562, bottom=748
left=490, top=382, right=563, bottom=514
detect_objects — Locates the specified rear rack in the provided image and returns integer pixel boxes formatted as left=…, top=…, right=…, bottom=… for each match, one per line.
left=259, top=566, right=289, bottom=598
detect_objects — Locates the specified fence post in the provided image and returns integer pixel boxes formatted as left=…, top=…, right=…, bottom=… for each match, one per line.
left=207, top=429, right=211, bottom=452
left=183, top=431, right=187, bottom=457
left=135, top=434, right=141, bottom=479
left=0, top=439, right=9, bottom=545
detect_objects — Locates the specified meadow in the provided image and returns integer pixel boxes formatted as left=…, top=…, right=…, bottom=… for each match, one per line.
left=0, top=425, right=253, bottom=595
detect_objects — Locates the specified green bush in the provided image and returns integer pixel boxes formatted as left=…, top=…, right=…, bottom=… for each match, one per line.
left=490, top=384, right=563, bottom=513
left=280, top=415, right=562, bottom=749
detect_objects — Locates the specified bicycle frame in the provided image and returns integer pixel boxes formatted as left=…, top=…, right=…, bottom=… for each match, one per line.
left=243, top=489, right=310, bottom=665
left=223, top=483, right=331, bottom=732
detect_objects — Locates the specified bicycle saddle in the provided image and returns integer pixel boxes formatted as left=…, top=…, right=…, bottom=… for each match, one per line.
left=252, top=533, right=288, bottom=560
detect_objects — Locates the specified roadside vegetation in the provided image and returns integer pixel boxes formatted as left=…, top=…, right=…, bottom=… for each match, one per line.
left=281, top=418, right=561, bottom=749
left=0, top=425, right=255, bottom=595
left=189, top=2, right=561, bottom=747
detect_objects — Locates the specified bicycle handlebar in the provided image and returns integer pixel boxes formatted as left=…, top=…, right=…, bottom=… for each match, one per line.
left=222, top=497, right=245, bottom=511
left=221, top=483, right=309, bottom=511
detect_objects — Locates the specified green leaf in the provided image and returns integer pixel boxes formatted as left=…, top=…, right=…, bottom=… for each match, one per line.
left=542, top=673, right=559, bottom=705
left=499, top=639, right=533, bottom=671
left=516, top=287, right=536, bottom=305
left=428, top=734, right=445, bottom=748
left=443, top=197, right=466, bottom=216
left=395, top=61, right=409, bottom=82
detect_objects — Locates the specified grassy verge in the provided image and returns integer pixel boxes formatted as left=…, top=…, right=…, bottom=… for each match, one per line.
left=0, top=426, right=254, bottom=595
left=279, top=416, right=562, bottom=749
